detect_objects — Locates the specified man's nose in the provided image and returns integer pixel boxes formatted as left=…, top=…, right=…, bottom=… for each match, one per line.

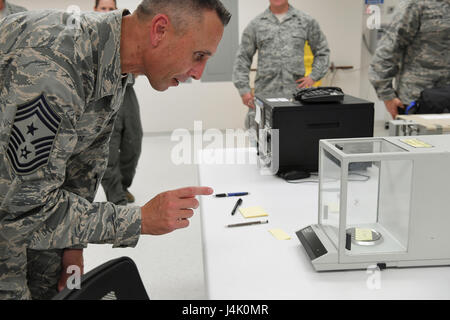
left=189, top=61, right=207, bottom=80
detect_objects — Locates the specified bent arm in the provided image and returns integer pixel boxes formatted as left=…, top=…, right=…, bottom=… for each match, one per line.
left=232, top=22, right=257, bottom=96
left=307, top=18, right=330, bottom=82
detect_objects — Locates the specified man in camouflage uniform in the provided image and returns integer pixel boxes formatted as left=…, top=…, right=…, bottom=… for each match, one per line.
left=369, top=0, right=450, bottom=119
left=232, top=0, right=330, bottom=131
left=0, top=0, right=230, bottom=299
left=0, top=0, right=26, bottom=19
left=94, top=0, right=143, bottom=206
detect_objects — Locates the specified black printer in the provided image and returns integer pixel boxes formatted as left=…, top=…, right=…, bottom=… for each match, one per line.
left=254, top=93, right=374, bottom=176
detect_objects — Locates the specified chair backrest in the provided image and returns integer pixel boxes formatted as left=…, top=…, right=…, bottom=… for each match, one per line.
left=52, top=256, right=150, bottom=300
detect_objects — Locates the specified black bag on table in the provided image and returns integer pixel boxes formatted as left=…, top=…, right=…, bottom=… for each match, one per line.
left=406, top=86, right=450, bottom=114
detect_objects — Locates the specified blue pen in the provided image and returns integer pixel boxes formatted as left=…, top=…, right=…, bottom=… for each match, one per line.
left=405, top=101, right=416, bottom=115
left=215, top=192, right=249, bottom=198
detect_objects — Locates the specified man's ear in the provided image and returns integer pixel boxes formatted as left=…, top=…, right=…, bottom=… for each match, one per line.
left=150, top=14, right=170, bottom=47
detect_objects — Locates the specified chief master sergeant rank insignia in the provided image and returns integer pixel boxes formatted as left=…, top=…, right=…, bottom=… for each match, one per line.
left=6, top=94, right=61, bottom=175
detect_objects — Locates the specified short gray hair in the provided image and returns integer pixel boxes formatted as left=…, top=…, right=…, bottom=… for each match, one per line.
left=136, top=0, right=231, bottom=33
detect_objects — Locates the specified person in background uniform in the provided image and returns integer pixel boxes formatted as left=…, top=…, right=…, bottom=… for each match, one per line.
left=0, top=0, right=230, bottom=299
left=369, top=0, right=450, bottom=119
left=232, top=0, right=330, bottom=131
left=94, top=0, right=143, bottom=206
left=0, top=0, right=26, bottom=19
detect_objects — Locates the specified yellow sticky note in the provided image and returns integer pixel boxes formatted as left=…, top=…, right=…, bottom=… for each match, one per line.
left=269, top=229, right=291, bottom=240
left=355, top=228, right=373, bottom=241
left=239, top=206, right=269, bottom=218
left=400, top=138, right=433, bottom=148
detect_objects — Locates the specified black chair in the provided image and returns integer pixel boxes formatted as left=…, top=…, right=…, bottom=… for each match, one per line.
left=52, top=256, right=150, bottom=300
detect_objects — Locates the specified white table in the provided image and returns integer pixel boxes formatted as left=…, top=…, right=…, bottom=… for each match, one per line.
left=198, top=148, right=450, bottom=299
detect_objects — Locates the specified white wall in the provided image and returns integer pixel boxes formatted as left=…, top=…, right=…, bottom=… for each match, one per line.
left=11, top=0, right=375, bottom=132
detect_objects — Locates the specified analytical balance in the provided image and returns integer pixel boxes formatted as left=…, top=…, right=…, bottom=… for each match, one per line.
left=296, top=135, right=450, bottom=271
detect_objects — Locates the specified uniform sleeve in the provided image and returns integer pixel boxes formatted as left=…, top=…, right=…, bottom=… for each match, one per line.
left=232, top=22, right=257, bottom=96
left=59, top=113, right=140, bottom=250
left=306, top=18, right=330, bottom=82
left=368, top=0, right=421, bottom=101
left=0, top=49, right=141, bottom=250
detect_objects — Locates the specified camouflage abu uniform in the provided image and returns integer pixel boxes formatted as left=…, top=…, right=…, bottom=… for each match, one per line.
left=101, top=74, right=143, bottom=205
left=0, top=10, right=141, bottom=299
left=232, top=5, right=330, bottom=129
left=369, top=0, right=450, bottom=105
left=0, top=2, right=57, bottom=301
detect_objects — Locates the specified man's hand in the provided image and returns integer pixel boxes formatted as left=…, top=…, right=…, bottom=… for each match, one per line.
left=241, top=92, right=255, bottom=109
left=57, top=249, right=84, bottom=292
left=296, top=76, right=315, bottom=89
left=384, top=98, right=404, bottom=119
left=141, top=186, right=214, bottom=235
